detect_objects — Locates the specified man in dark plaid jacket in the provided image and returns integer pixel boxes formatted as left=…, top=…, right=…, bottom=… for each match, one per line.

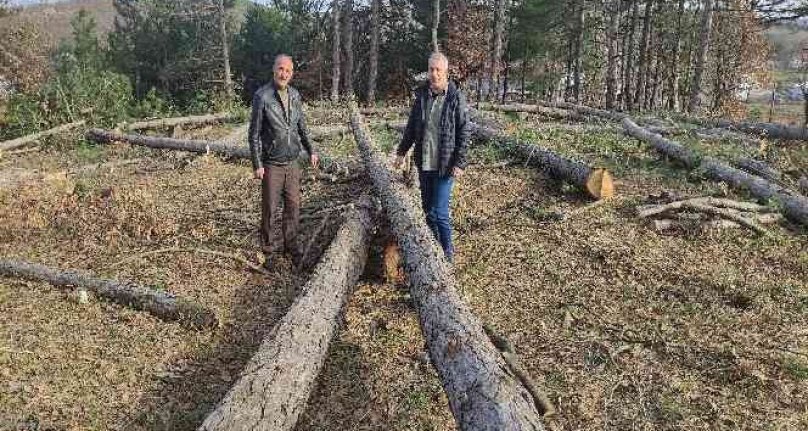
left=394, top=52, right=470, bottom=263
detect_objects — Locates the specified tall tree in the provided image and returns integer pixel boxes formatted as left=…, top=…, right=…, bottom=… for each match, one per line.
left=571, top=0, right=585, bottom=103
left=623, top=0, right=638, bottom=110
left=367, top=0, right=381, bottom=103
left=342, top=0, right=354, bottom=98
left=634, top=0, right=652, bottom=110
left=605, top=0, right=620, bottom=109
left=488, top=0, right=507, bottom=100
left=218, top=0, right=233, bottom=101
left=331, top=0, right=341, bottom=101
left=666, top=0, right=686, bottom=111
left=688, top=0, right=714, bottom=113
left=432, top=0, right=440, bottom=52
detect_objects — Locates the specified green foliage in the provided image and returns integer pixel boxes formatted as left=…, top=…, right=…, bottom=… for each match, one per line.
left=232, top=5, right=293, bottom=86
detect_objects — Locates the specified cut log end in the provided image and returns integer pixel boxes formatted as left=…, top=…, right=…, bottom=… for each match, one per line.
left=585, top=168, right=615, bottom=199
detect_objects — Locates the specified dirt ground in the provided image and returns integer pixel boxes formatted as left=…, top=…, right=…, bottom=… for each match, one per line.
left=0, top=108, right=806, bottom=430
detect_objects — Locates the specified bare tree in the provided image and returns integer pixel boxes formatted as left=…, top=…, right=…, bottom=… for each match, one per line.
left=331, top=0, right=341, bottom=102
left=368, top=0, right=381, bottom=103
left=488, top=0, right=506, bottom=101
left=688, top=0, right=714, bottom=113
left=217, top=0, right=233, bottom=101
left=342, top=0, right=354, bottom=98
left=572, top=0, right=585, bottom=103
left=667, top=0, right=686, bottom=111
left=605, top=0, right=620, bottom=109
left=634, top=0, right=652, bottom=110
left=432, top=0, right=440, bottom=52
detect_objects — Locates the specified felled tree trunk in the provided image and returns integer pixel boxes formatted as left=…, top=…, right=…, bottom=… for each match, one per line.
left=623, top=118, right=808, bottom=226
left=350, top=109, right=546, bottom=431
left=87, top=128, right=251, bottom=158
left=0, top=120, right=86, bottom=152
left=537, top=100, right=628, bottom=122
left=470, top=114, right=614, bottom=200
left=713, top=119, right=808, bottom=142
left=479, top=103, right=583, bottom=121
left=0, top=259, right=217, bottom=329
left=198, top=198, right=373, bottom=431
left=120, top=113, right=239, bottom=131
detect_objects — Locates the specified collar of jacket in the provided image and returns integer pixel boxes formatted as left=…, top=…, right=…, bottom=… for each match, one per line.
left=269, top=82, right=296, bottom=123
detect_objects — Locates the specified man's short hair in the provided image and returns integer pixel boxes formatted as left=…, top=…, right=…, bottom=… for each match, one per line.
left=428, top=52, right=448, bottom=70
left=274, top=54, right=294, bottom=70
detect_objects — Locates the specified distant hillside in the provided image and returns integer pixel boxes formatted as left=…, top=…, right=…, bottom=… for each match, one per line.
left=0, top=0, right=115, bottom=45
left=766, top=24, right=808, bottom=70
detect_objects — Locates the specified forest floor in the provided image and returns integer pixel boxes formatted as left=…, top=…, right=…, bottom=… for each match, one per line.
left=0, top=105, right=806, bottom=431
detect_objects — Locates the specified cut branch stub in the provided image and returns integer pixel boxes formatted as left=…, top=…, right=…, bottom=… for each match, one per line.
left=0, top=259, right=217, bottom=329
left=350, top=108, right=545, bottom=431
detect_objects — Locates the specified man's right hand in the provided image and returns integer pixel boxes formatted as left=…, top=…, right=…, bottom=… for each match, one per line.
left=254, top=167, right=265, bottom=179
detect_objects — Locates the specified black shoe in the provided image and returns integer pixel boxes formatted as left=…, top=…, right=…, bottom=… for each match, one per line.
left=262, top=255, right=275, bottom=271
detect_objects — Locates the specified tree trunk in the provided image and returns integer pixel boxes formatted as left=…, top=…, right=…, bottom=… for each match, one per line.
left=0, top=120, right=86, bottom=152
left=331, top=0, right=341, bottom=102
left=469, top=112, right=614, bottom=200
left=623, top=0, right=639, bottom=110
left=349, top=110, right=548, bottom=430
left=217, top=0, right=233, bottom=101
left=367, top=0, right=381, bottom=104
left=120, top=113, right=238, bottom=131
left=489, top=0, right=506, bottom=101
left=688, top=0, right=714, bottom=113
left=605, top=0, right=621, bottom=110
left=198, top=198, right=373, bottom=431
left=634, top=0, right=652, bottom=110
left=537, top=99, right=629, bottom=122
left=622, top=118, right=808, bottom=226
left=667, top=0, right=685, bottom=111
left=0, top=259, right=217, bottom=329
left=342, top=0, right=354, bottom=98
left=432, top=0, right=440, bottom=52
left=480, top=102, right=585, bottom=121
left=572, top=0, right=585, bottom=103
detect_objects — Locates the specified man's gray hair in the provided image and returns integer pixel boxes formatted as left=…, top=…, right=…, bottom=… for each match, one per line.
left=274, top=54, right=294, bottom=69
left=428, top=52, right=449, bottom=70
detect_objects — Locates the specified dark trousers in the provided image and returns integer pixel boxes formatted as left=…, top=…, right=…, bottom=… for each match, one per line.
left=261, top=163, right=301, bottom=256
left=418, top=170, right=454, bottom=261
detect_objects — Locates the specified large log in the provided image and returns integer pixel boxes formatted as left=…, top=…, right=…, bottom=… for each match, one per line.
left=350, top=109, right=546, bottom=431
left=713, top=119, right=808, bottom=142
left=469, top=113, right=614, bottom=200
left=119, top=113, right=240, bottom=131
left=198, top=197, right=374, bottom=431
left=0, top=120, right=87, bottom=152
left=622, top=118, right=808, bottom=226
left=536, top=100, right=629, bottom=122
left=0, top=259, right=217, bottom=329
left=87, top=128, right=251, bottom=158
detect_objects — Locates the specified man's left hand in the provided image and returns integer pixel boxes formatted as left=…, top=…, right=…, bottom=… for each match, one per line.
left=310, top=153, right=319, bottom=170
left=453, top=167, right=464, bottom=178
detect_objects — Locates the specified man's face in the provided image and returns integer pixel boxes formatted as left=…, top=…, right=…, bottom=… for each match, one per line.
left=273, top=57, right=294, bottom=89
left=428, top=60, right=448, bottom=91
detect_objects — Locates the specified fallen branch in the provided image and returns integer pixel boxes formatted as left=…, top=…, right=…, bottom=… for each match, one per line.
left=637, top=197, right=772, bottom=218
left=0, top=120, right=87, bottom=152
left=198, top=197, right=374, bottom=431
left=110, top=247, right=268, bottom=275
left=350, top=108, right=546, bottom=430
left=119, top=113, right=239, bottom=131
left=679, top=202, right=770, bottom=235
left=478, top=103, right=583, bottom=121
left=623, top=118, right=808, bottom=227
left=0, top=259, right=217, bottom=329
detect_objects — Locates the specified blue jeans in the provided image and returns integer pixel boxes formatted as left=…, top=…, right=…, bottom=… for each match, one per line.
left=418, top=170, right=454, bottom=262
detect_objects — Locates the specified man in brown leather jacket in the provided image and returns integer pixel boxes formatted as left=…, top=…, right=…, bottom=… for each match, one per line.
left=249, top=54, right=319, bottom=270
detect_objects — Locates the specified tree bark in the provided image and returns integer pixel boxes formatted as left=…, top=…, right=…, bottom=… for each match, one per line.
left=605, top=0, right=621, bottom=110
left=469, top=112, right=615, bottom=200
left=667, top=0, right=685, bottom=111
left=217, top=0, right=233, bottom=101
left=350, top=109, right=547, bottom=431
left=536, top=100, right=629, bottom=122
left=0, top=259, right=217, bottom=329
left=432, top=0, right=440, bottom=52
left=479, top=103, right=585, bottom=121
left=622, top=118, right=808, bottom=226
left=331, top=0, right=341, bottom=102
left=489, top=0, right=507, bottom=101
left=688, top=0, right=714, bottom=113
left=572, top=0, right=585, bottom=103
left=198, top=198, right=373, bottom=431
left=623, top=0, right=639, bottom=110
left=634, top=0, right=652, bottom=110
left=0, top=120, right=86, bottom=152
left=367, top=0, right=381, bottom=104
left=342, top=0, right=354, bottom=98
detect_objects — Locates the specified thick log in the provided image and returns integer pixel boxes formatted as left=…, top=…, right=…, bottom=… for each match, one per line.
left=0, top=120, right=87, bottom=152
left=735, top=158, right=784, bottom=184
left=714, top=119, right=808, bottom=142
left=536, top=100, right=629, bottom=122
left=120, top=113, right=240, bottom=131
left=0, top=259, right=217, bottom=329
left=469, top=115, right=614, bottom=200
left=87, top=128, right=251, bottom=158
left=623, top=118, right=808, bottom=226
left=350, top=109, right=545, bottom=431
left=198, top=197, right=374, bottom=431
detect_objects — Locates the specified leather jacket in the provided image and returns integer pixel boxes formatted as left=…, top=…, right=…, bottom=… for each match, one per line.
left=248, top=83, right=315, bottom=169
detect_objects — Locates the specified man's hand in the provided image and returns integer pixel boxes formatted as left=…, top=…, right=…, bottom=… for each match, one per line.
left=392, top=155, right=405, bottom=169
left=254, top=167, right=265, bottom=179
left=452, top=167, right=464, bottom=178
left=310, top=153, right=319, bottom=170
